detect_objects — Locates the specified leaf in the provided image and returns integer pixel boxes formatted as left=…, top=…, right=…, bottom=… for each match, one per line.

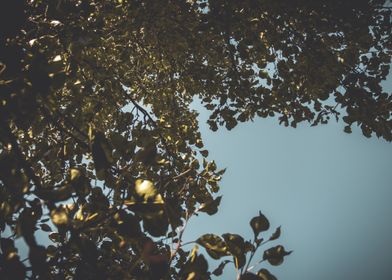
left=225, top=118, right=238, bottom=130
left=250, top=211, right=270, bottom=237
left=164, top=196, right=183, bottom=229
left=29, top=246, right=51, bottom=279
left=1, top=254, right=26, bottom=280
left=143, top=214, right=169, bottom=237
left=198, top=196, right=222, bottom=215
left=70, top=168, right=81, bottom=181
left=180, top=251, right=209, bottom=280
left=92, top=131, right=112, bottom=180
left=257, top=269, right=278, bottom=280
left=200, top=150, right=209, bottom=157
left=110, top=132, right=128, bottom=152
left=240, top=272, right=262, bottom=280
left=134, top=144, right=157, bottom=165
left=149, top=253, right=170, bottom=279
left=125, top=179, right=165, bottom=215
left=222, top=233, right=245, bottom=255
left=222, top=233, right=247, bottom=269
left=48, top=232, right=61, bottom=243
left=196, top=234, right=229, bottom=259
left=234, top=254, right=247, bottom=270
left=113, top=210, right=142, bottom=238
left=46, top=245, right=57, bottom=258
left=208, top=120, right=218, bottom=131
left=361, top=125, right=372, bottom=138
left=0, top=238, right=16, bottom=256
left=237, top=112, right=248, bottom=122
left=344, top=125, right=352, bottom=134
left=263, top=245, right=292, bottom=266
left=69, top=168, right=91, bottom=196
left=35, top=184, right=73, bottom=202
left=50, top=207, right=69, bottom=227
left=212, top=260, right=230, bottom=276
left=39, top=223, right=52, bottom=232
left=269, top=226, right=281, bottom=241
left=90, top=187, right=109, bottom=210
left=134, top=179, right=163, bottom=203
left=195, top=139, right=204, bottom=148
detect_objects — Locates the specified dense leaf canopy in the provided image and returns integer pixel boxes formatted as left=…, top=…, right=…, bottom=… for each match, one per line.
left=1, top=0, right=391, bottom=279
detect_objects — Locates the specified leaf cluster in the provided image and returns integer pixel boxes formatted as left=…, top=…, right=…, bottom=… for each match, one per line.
left=0, top=0, right=391, bottom=279
left=196, top=212, right=290, bottom=279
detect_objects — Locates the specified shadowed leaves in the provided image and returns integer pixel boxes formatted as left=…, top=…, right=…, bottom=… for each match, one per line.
left=263, top=245, right=292, bottom=266
left=240, top=269, right=278, bottom=280
left=125, top=179, right=168, bottom=237
left=92, top=131, right=113, bottom=180
left=196, top=234, right=229, bottom=260
left=198, top=195, right=222, bottom=215
left=1, top=0, right=389, bottom=278
left=222, top=233, right=247, bottom=269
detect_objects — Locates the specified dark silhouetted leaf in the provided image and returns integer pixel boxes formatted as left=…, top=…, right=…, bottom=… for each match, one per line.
left=257, top=268, right=278, bottom=280
left=180, top=251, right=210, bottom=280
left=92, top=131, right=113, bottom=180
left=113, top=210, right=142, bottom=238
left=29, top=245, right=50, bottom=278
left=49, top=232, right=61, bottom=243
left=143, top=214, right=169, bottom=237
left=39, top=223, right=52, bottom=232
left=212, top=260, right=231, bottom=276
left=269, top=226, right=281, bottom=241
left=200, top=150, right=209, bottom=157
left=222, top=233, right=247, bottom=269
left=196, top=234, right=229, bottom=259
left=250, top=211, right=270, bottom=237
left=36, top=184, right=73, bottom=202
left=198, top=196, right=222, bottom=215
left=263, top=245, right=292, bottom=266
left=240, top=272, right=262, bottom=280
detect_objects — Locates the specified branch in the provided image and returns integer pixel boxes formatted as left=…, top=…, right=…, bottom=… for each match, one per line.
left=122, top=89, right=178, bottom=164
left=168, top=210, right=192, bottom=264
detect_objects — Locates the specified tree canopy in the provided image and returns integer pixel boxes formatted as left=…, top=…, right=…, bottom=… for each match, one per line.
left=1, top=0, right=391, bottom=279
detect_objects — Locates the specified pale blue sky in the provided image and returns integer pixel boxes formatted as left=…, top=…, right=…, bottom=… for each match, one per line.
left=185, top=91, right=392, bottom=279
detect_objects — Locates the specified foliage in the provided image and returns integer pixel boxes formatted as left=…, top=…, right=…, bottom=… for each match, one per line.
left=1, top=0, right=392, bottom=279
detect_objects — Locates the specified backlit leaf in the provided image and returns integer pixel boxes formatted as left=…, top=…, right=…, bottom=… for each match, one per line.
left=250, top=211, right=270, bottom=237
left=196, top=234, right=229, bottom=259
left=40, top=223, right=52, bottom=232
left=257, top=269, right=278, bottom=280
left=269, top=226, right=281, bottom=241
left=198, top=196, right=222, bottom=215
left=263, top=245, right=292, bottom=266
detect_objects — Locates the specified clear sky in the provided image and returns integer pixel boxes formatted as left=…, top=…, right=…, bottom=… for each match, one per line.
left=185, top=90, right=392, bottom=279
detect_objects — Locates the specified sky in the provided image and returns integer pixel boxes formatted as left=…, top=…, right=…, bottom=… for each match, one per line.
left=184, top=93, right=392, bottom=279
